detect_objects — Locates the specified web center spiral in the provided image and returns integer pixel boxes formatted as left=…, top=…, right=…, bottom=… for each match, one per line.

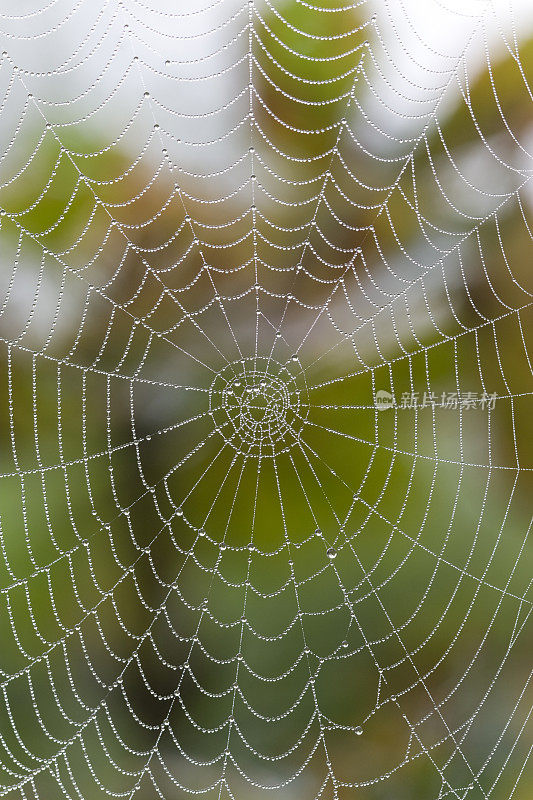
left=208, top=357, right=309, bottom=458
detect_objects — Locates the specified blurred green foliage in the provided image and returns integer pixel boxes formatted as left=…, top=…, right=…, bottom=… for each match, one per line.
left=255, top=0, right=369, bottom=154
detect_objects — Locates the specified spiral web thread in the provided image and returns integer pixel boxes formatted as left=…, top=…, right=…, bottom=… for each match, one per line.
left=0, top=0, right=531, bottom=798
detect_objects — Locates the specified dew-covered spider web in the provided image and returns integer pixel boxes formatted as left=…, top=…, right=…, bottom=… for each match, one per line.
left=0, top=0, right=532, bottom=798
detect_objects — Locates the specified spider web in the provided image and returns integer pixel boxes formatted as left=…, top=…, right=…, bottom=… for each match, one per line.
left=0, top=0, right=531, bottom=798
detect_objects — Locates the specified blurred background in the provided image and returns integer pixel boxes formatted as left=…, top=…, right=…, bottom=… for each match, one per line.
left=0, top=0, right=531, bottom=798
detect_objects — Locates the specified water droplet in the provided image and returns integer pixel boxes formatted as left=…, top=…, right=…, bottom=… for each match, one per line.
left=219, top=542, right=226, bottom=550
left=355, top=725, right=363, bottom=736
left=326, top=547, right=337, bottom=559
left=291, top=355, right=299, bottom=362
left=176, top=509, right=183, bottom=517
left=341, top=640, right=349, bottom=648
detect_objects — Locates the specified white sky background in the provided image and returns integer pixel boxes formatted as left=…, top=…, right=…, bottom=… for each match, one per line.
left=2, top=0, right=533, bottom=169
left=356, top=0, right=533, bottom=143
left=1, top=0, right=532, bottom=343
